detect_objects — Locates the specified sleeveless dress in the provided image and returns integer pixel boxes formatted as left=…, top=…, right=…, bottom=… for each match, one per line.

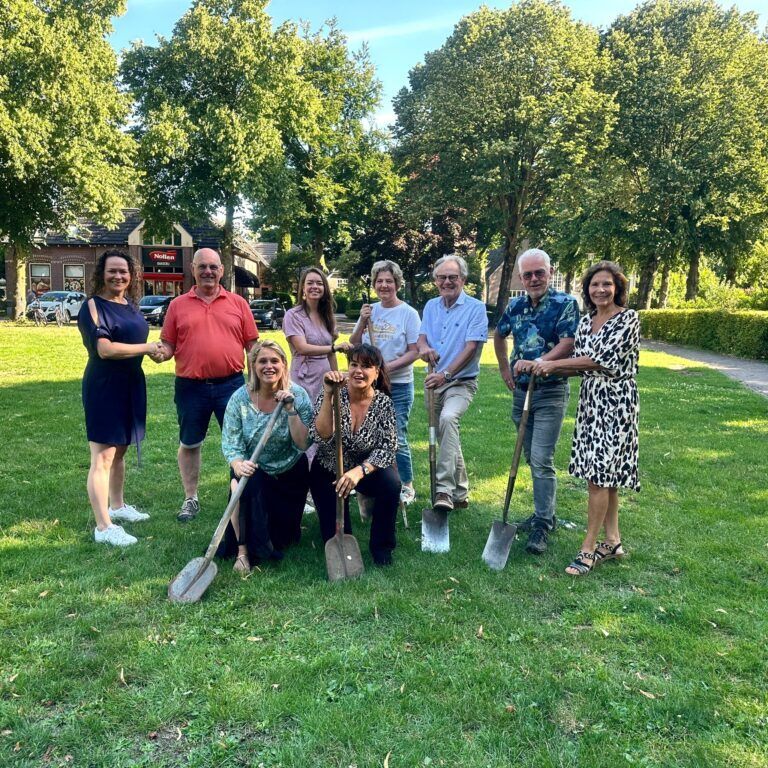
left=78, top=296, right=149, bottom=448
left=568, top=309, right=640, bottom=491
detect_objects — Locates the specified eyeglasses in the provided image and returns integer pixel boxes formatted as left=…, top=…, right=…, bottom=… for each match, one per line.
left=521, top=269, right=548, bottom=281
left=196, top=264, right=221, bottom=273
left=435, top=274, right=461, bottom=283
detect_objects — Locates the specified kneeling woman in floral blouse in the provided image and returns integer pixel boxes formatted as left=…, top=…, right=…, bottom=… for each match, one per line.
left=309, top=344, right=400, bottom=565
left=220, top=340, right=313, bottom=574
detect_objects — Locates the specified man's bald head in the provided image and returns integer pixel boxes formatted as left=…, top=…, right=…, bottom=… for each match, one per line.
left=192, top=248, right=221, bottom=266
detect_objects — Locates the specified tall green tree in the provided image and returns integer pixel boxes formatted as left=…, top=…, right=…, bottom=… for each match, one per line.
left=121, top=0, right=319, bottom=288
left=0, top=0, right=135, bottom=317
left=394, top=0, right=613, bottom=319
left=255, top=22, right=400, bottom=266
left=602, top=0, right=768, bottom=306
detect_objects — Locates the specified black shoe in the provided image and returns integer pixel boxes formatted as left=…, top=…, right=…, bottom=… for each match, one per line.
left=372, top=550, right=393, bottom=566
left=516, top=514, right=557, bottom=532
left=525, top=525, right=549, bottom=555
left=269, top=550, right=285, bottom=561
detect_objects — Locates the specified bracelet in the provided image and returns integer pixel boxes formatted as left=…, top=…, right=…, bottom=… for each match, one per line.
left=287, top=411, right=299, bottom=418
left=331, top=342, right=336, bottom=353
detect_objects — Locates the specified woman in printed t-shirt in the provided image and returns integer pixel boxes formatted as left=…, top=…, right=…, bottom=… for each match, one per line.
left=350, top=260, right=420, bottom=505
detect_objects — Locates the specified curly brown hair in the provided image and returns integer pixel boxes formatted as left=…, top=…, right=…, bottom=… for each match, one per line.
left=581, top=260, right=629, bottom=313
left=90, top=250, right=141, bottom=305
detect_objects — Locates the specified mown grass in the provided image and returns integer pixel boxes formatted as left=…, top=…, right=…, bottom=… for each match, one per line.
left=0, top=325, right=766, bottom=768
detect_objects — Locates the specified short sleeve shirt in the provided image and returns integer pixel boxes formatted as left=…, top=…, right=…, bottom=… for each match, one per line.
left=161, top=287, right=259, bottom=379
left=361, top=302, right=421, bottom=384
left=419, top=291, right=488, bottom=379
left=496, top=287, right=579, bottom=386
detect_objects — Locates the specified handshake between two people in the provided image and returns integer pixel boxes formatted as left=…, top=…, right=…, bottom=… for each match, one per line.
left=146, top=341, right=171, bottom=364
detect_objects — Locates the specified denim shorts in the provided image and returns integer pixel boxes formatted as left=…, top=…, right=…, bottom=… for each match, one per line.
left=174, top=373, right=244, bottom=448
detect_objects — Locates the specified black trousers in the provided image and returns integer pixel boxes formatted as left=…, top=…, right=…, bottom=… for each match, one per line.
left=309, top=461, right=400, bottom=557
left=216, top=454, right=309, bottom=562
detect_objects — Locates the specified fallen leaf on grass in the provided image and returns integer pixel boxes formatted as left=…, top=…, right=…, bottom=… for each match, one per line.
left=66, top=613, right=77, bottom=618
left=657, top=606, right=666, bottom=613
left=403, top=643, right=413, bottom=652
left=1, top=730, right=12, bottom=736
left=449, top=577, right=460, bottom=584
left=715, top=608, right=727, bottom=614
left=505, top=705, right=516, bottom=714
left=90, top=626, right=100, bottom=633
left=375, top=606, right=379, bottom=621
left=176, top=728, right=182, bottom=741
left=600, top=629, right=610, bottom=637
left=271, top=683, right=280, bottom=690
left=384, top=750, right=392, bottom=767
left=706, top=620, right=717, bottom=628
left=148, top=732, right=158, bottom=740
left=8, top=673, right=18, bottom=683
left=476, top=625, right=484, bottom=639
left=247, top=636, right=263, bottom=642
left=14, top=743, right=20, bottom=752
left=38, top=591, right=49, bottom=598
left=64, top=756, right=72, bottom=763
left=638, top=690, right=657, bottom=699
left=119, top=668, right=126, bottom=686
left=400, top=683, right=405, bottom=693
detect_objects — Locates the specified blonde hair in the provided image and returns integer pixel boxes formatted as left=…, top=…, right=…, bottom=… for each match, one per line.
left=246, top=340, right=291, bottom=393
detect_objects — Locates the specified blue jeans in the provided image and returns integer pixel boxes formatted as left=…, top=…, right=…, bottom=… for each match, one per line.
left=512, top=382, right=569, bottom=529
left=390, top=382, right=415, bottom=484
left=174, top=373, right=244, bottom=448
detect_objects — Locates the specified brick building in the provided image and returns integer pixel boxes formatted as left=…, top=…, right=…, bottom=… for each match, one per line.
left=3, top=209, right=269, bottom=311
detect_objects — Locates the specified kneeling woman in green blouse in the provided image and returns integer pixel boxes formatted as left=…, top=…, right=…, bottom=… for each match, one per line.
left=219, top=340, right=313, bottom=574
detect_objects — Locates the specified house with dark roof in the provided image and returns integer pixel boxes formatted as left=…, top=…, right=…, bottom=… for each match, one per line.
left=4, top=209, right=271, bottom=305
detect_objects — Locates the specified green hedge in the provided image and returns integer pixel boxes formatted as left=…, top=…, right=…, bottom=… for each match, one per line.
left=345, top=298, right=362, bottom=321
left=639, top=309, right=768, bottom=360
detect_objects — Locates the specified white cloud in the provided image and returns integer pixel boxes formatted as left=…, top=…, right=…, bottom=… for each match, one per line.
left=345, top=13, right=458, bottom=43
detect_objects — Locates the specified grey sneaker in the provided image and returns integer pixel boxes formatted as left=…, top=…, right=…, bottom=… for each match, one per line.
left=94, top=525, right=137, bottom=547
left=516, top=514, right=557, bottom=532
left=525, top=525, right=549, bottom=555
left=177, top=497, right=200, bottom=522
left=109, top=504, right=150, bottom=522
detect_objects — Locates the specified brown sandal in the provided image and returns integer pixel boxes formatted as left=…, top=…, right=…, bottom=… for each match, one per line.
left=565, top=550, right=597, bottom=576
left=594, top=541, right=625, bottom=566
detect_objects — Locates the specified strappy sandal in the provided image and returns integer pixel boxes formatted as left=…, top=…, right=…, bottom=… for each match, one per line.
left=233, top=554, right=251, bottom=575
left=565, top=550, right=596, bottom=576
left=594, top=540, right=625, bottom=566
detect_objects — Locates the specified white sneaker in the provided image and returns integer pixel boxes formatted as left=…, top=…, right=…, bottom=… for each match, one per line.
left=94, top=525, right=137, bottom=547
left=109, top=504, right=150, bottom=522
left=400, top=485, right=416, bottom=505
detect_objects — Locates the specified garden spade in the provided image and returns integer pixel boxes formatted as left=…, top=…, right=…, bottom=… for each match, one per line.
left=482, top=376, right=535, bottom=571
left=421, top=365, right=449, bottom=553
left=168, top=399, right=290, bottom=603
left=325, top=385, right=365, bottom=581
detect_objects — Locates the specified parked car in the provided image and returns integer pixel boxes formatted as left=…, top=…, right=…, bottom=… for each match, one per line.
left=26, top=291, right=86, bottom=323
left=249, top=299, right=285, bottom=330
left=156, top=295, right=175, bottom=327
left=139, top=295, right=173, bottom=326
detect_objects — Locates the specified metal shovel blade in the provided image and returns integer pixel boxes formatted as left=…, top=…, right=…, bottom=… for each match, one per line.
left=168, top=557, right=218, bottom=603
left=325, top=534, right=365, bottom=582
left=481, top=520, right=518, bottom=571
left=421, top=507, right=450, bottom=553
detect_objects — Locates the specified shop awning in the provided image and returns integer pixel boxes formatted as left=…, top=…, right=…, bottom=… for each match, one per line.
left=234, top=265, right=259, bottom=287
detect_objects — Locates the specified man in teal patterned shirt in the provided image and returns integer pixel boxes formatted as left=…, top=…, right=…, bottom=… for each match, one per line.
left=494, top=248, right=579, bottom=555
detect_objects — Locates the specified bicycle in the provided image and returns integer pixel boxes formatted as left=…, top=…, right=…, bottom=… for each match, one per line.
left=29, top=302, right=47, bottom=326
left=54, top=303, right=67, bottom=326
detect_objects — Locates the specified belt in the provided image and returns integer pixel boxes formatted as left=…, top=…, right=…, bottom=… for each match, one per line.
left=178, top=372, right=243, bottom=385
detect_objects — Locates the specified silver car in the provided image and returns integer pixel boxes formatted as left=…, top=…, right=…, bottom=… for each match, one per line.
left=27, top=291, right=86, bottom=323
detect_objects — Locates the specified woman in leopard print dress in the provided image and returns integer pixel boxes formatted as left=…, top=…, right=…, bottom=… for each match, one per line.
left=533, top=261, right=639, bottom=576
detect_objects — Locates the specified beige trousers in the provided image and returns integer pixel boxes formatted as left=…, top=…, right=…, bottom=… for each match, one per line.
left=425, top=378, right=477, bottom=499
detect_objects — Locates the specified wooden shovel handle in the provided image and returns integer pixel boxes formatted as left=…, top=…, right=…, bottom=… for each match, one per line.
left=333, top=384, right=345, bottom=536
left=502, top=376, right=535, bottom=523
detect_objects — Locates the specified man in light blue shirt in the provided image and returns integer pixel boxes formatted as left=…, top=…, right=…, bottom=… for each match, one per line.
left=418, top=254, right=488, bottom=512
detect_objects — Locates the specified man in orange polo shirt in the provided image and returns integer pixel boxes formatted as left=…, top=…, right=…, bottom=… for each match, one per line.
left=158, top=248, right=259, bottom=521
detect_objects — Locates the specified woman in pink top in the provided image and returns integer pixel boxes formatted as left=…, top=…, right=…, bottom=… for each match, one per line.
left=283, top=267, right=351, bottom=403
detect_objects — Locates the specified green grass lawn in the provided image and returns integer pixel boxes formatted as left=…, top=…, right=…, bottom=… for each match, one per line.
left=0, top=325, right=766, bottom=768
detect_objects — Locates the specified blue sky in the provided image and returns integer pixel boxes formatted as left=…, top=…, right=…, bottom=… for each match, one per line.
left=111, top=0, right=768, bottom=127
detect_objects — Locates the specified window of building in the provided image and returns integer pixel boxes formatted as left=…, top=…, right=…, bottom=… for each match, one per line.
left=64, top=264, right=85, bottom=292
left=30, top=264, right=51, bottom=294
left=142, top=230, right=182, bottom=247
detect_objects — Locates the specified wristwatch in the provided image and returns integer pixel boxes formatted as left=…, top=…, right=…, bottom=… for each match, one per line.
left=443, top=369, right=453, bottom=381
left=359, top=463, right=370, bottom=476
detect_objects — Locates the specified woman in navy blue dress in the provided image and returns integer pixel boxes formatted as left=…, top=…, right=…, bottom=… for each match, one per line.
left=78, top=250, right=163, bottom=547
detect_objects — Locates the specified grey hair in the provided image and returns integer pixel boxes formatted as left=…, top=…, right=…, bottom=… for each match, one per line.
left=517, top=248, right=551, bottom=269
left=433, top=253, right=468, bottom=279
left=371, top=259, right=404, bottom=290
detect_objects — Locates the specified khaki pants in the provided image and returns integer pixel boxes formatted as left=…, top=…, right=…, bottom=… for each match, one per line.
left=425, top=378, right=477, bottom=499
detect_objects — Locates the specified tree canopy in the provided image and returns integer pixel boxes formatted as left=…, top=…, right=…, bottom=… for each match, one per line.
left=0, top=0, right=135, bottom=316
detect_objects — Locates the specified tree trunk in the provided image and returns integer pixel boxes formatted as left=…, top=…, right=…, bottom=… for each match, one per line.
left=313, top=238, right=326, bottom=270
left=658, top=261, right=671, bottom=308
left=494, top=232, right=519, bottom=322
left=685, top=248, right=700, bottom=301
left=221, top=198, right=236, bottom=292
left=636, top=257, right=659, bottom=310
left=10, top=242, right=29, bottom=320
left=564, top=269, right=575, bottom=295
